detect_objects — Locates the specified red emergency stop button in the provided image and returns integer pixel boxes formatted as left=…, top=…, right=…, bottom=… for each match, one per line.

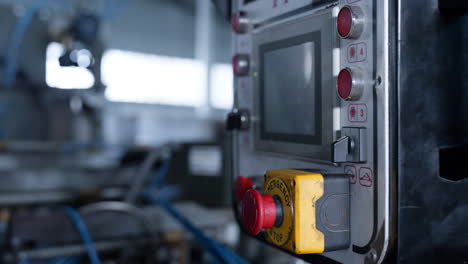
left=241, top=189, right=278, bottom=235
left=234, top=176, right=253, bottom=201
left=337, top=67, right=364, bottom=101
left=337, top=6, right=364, bottom=39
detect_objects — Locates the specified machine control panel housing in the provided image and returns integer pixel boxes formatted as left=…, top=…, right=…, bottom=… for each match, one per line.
left=231, top=0, right=391, bottom=263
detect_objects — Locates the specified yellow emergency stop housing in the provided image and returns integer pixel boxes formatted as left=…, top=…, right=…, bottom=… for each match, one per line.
left=263, top=169, right=350, bottom=254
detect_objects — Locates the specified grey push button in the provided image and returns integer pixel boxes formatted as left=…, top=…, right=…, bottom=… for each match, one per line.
left=332, top=127, right=367, bottom=163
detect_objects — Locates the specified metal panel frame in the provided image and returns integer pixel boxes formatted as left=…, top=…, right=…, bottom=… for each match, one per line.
left=231, top=0, right=395, bottom=263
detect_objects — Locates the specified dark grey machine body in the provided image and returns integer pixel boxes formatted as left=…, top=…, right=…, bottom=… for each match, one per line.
left=396, top=0, right=468, bottom=263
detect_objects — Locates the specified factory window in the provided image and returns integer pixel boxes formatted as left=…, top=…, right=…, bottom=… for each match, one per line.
left=102, top=49, right=206, bottom=106
left=46, top=42, right=95, bottom=89
left=210, top=63, right=233, bottom=109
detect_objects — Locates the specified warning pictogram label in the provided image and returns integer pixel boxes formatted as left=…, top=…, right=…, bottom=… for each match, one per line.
left=347, top=42, right=367, bottom=63
left=359, top=167, right=373, bottom=187
left=345, top=165, right=357, bottom=184
left=348, top=104, right=367, bottom=123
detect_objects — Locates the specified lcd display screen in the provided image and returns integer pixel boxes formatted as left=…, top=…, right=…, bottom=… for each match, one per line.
left=259, top=32, right=322, bottom=144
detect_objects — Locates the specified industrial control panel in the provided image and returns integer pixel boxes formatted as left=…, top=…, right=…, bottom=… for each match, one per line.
left=228, top=0, right=392, bottom=263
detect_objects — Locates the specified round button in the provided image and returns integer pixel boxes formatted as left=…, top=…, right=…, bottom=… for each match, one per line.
left=337, top=68, right=364, bottom=101
left=337, top=68, right=353, bottom=99
left=231, top=13, right=248, bottom=34
left=227, top=109, right=250, bottom=131
left=232, top=54, right=250, bottom=76
left=241, top=189, right=277, bottom=235
left=234, top=176, right=253, bottom=201
left=337, top=6, right=364, bottom=39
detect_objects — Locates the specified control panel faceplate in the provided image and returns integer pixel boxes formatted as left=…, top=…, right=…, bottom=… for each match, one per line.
left=231, top=0, right=391, bottom=263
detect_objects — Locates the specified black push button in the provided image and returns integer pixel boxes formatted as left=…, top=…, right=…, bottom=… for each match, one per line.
left=226, top=109, right=250, bottom=131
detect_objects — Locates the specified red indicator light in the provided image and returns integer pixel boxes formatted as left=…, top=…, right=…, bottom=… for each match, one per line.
left=337, top=68, right=364, bottom=101
left=241, top=189, right=277, bottom=235
left=231, top=13, right=248, bottom=34
left=232, top=55, right=240, bottom=74
left=232, top=54, right=249, bottom=76
left=231, top=13, right=240, bottom=33
left=337, top=6, right=364, bottom=39
left=337, top=68, right=353, bottom=100
left=337, top=7, right=353, bottom=38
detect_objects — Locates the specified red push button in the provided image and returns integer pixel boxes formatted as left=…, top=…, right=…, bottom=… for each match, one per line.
left=232, top=54, right=249, bottom=76
left=241, top=189, right=277, bottom=235
left=337, top=6, right=364, bottom=39
left=234, top=176, right=253, bottom=201
left=337, top=68, right=353, bottom=99
left=337, top=7, right=353, bottom=38
left=337, top=68, right=363, bottom=101
left=231, top=13, right=248, bottom=34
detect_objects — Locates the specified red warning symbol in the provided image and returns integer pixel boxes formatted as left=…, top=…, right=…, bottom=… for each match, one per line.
left=357, top=43, right=367, bottom=62
left=349, top=46, right=356, bottom=60
left=349, top=105, right=358, bottom=121
left=359, top=167, right=373, bottom=187
left=345, top=165, right=357, bottom=184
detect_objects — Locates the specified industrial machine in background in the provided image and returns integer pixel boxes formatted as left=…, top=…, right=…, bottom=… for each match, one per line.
left=0, top=1, right=250, bottom=263
left=168, top=141, right=232, bottom=207
left=228, top=0, right=468, bottom=263
left=0, top=141, right=244, bottom=264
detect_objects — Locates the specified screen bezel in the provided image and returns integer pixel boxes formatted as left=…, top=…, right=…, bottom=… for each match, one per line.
left=259, top=32, right=322, bottom=145
left=252, top=9, right=337, bottom=162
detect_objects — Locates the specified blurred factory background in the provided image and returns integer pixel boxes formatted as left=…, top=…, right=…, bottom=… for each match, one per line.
left=0, top=0, right=296, bottom=263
